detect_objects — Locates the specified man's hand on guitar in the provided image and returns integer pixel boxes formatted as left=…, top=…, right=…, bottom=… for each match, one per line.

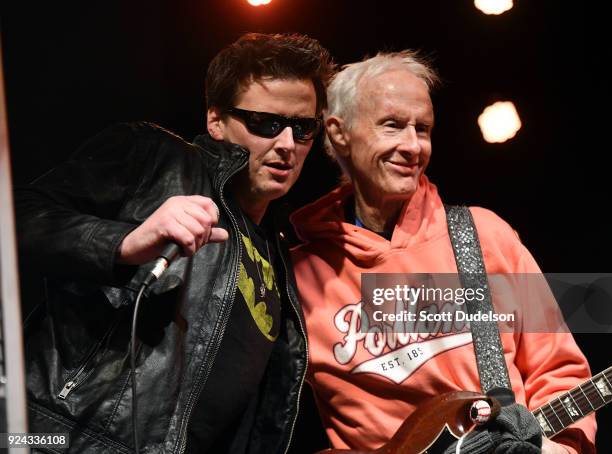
left=444, top=402, right=542, bottom=454
left=542, top=438, right=570, bottom=454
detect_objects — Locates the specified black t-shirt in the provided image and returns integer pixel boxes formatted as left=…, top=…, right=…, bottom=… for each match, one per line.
left=186, top=200, right=282, bottom=454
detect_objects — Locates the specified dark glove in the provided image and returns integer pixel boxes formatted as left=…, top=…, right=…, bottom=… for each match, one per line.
left=444, top=403, right=542, bottom=453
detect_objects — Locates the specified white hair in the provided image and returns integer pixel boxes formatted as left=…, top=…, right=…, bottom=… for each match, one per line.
left=324, top=50, right=440, bottom=177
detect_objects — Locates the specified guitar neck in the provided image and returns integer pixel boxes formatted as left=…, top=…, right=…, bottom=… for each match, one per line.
left=533, top=366, right=612, bottom=437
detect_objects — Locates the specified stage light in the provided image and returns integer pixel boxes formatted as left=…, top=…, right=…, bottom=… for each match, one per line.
left=477, top=101, right=521, bottom=143
left=247, top=0, right=272, bottom=6
left=474, top=0, right=513, bottom=15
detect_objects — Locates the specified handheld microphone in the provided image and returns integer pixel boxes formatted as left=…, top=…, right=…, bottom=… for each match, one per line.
left=140, top=243, right=181, bottom=287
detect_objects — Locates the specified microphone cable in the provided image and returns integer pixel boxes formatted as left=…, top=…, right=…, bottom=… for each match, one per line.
left=130, top=243, right=181, bottom=454
left=131, top=283, right=147, bottom=454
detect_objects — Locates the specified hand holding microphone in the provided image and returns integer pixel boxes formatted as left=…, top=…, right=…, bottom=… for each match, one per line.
left=117, top=195, right=228, bottom=267
left=123, top=195, right=228, bottom=453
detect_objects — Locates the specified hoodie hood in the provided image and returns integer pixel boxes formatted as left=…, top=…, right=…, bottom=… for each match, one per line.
left=290, top=175, right=448, bottom=265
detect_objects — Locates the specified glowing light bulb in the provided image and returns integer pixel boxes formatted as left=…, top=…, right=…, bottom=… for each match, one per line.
left=474, top=0, right=513, bottom=15
left=247, top=0, right=272, bottom=5
left=477, top=101, right=522, bottom=143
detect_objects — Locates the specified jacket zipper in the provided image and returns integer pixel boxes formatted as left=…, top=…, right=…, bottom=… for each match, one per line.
left=277, top=236, right=309, bottom=454
left=58, top=380, right=77, bottom=399
left=177, top=160, right=247, bottom=454
left=58, top=318, right=120, bottom=400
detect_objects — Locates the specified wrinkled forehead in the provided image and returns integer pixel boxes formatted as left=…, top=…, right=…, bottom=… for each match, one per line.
left=355, top=69, right=433, bottom=120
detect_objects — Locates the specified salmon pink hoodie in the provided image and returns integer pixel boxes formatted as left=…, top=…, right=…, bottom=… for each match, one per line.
left=290, top=176, right=596, bottom=453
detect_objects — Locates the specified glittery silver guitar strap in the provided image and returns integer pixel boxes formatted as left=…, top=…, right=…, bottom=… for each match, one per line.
left=445, top=205, right=511, bottom=392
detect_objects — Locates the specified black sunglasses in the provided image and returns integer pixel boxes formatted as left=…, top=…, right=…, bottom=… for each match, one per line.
left=224, top=107, right=322, bottom=141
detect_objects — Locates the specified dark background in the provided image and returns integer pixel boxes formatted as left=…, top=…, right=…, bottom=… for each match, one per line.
left=1, top=0, right=609, bottom=451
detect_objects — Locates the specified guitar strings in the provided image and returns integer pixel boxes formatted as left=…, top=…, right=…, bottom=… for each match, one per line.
left=535, top=369, right=612, bottom=434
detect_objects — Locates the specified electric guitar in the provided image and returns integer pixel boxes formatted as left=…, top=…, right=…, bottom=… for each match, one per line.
left=317, top=366, right=611, bottom=454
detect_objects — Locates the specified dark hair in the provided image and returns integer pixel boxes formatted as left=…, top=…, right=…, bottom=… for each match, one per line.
left=206, top=33, right=335, bottom=115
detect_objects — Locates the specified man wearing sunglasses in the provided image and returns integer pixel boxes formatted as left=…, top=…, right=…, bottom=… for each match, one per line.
left=16, top=33, right=334, bottom=453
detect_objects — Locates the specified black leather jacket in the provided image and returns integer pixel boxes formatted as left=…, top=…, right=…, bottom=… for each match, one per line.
left=15, top=122, right=308, bottom=454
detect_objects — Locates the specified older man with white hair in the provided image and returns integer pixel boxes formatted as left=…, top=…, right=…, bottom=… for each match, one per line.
left=290, top=51, right=596, bottom=453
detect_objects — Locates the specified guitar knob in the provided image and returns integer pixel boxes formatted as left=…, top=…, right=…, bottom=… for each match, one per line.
left=470, top=399, right=492, bottom=425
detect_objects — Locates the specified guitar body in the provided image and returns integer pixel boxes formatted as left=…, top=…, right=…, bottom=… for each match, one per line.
left=317, top=391, right=498, bottom=454
left=317, top=366, right=611, bottom=454
left=419, top=428, right=459, bottom=454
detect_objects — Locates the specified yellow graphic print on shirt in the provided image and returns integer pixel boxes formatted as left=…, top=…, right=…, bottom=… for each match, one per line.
left=237, top=233, right=280, bottom=342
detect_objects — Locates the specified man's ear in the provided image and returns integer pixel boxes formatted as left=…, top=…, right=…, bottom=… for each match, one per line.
left=326, top=116, right=350, bottom=158
left=207, top=107, right=225, bottom=140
